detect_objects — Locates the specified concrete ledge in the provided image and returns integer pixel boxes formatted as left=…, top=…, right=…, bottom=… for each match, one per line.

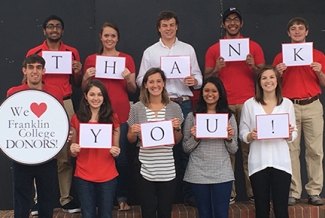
left=1, top=200, right=325, bottom=218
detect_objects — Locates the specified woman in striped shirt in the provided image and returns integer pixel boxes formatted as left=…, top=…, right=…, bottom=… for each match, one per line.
left=127, top=68, right=183, bottom=218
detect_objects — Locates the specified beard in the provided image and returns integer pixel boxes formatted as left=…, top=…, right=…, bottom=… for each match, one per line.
left=46, top=32, right=62, bottom=43
left=47, top=36, right=62, bottom=43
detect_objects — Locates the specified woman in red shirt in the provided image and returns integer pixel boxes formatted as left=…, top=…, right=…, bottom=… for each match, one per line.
left=70, top=79, right=120, bottom=218
left=82, top=22, right=136, bottom=211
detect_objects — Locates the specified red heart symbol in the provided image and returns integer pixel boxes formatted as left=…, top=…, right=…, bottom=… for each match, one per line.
left=30, top=102, right=47, bottom=118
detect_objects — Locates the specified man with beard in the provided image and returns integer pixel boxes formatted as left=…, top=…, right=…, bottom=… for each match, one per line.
left=26, top=15, right=82, bottom=214
left=204, top=7, right=265, bottom=204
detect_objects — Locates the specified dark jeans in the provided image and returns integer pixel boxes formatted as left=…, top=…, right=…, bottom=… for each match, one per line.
left=13, top=159, right=57, bottom=218
left=140, top=177, right=177, bottom=218
left=75, top=177, right=117, bottom=218
left=116, top=123, right=130, bottom=202
left=250, top=167, right=291, bottom=218
left=174, top=100, right=193, bottom=201
left=191, top=181, right=232, bottom=218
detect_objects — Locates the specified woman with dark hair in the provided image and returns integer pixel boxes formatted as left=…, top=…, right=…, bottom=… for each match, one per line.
left=70, top=79, right=120, bottom=218
left=82, top=22, right=136, bottom=211
left=239, top=65, right=297, bottom=218
left=182, top=77, right=238, bottom=218
left=127, top=68, right=183, bottom=218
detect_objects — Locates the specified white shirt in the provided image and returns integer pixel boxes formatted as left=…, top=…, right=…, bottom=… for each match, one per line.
left=239, top=97, right=298, bottom=176
left=137, top=38, right=202, bottom=98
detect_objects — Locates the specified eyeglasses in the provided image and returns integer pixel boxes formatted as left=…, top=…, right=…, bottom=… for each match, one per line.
left=225, top=17, right=241, bottom=23
left=46, top=24, right=63, bottom=30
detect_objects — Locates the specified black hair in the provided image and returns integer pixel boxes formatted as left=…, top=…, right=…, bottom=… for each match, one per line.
left=194, top=77, right=233, bottom=118
left=42, top=15, right=64, bottom=30
left=22, top=54, right=45, bottom=68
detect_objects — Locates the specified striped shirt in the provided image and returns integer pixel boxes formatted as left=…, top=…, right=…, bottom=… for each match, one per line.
left=139, top=107, right=175, bottom=181
left=127, top=101, right=184, bottom=182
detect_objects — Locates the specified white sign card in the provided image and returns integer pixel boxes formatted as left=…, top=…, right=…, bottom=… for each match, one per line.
left=0, top=90, right=69, bottom=165
left=282, top=42, right=313, bottom=66
left=256, top=113, right=289, bottom=139
left=140, top=120, right=174, bottom=147
left=79, top=123, right=112, bottom=148
left=160, top=56, right=191, bottom=79
left=95, top=55, right=125, bottom=79
left=42, top=51, right=72, bottom=74
left=220, top=38, right=249, bottom=61
left=196, top=113, right=228, bottom=138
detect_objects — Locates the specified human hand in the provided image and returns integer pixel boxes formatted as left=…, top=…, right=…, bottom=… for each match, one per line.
left=110, top=146, right=121, bottom=157
left=215, top=56, right=226, bottom=71
left=311, top=62, right=322, bottom=75
left=226, top=124, right=235, bottom=141
left=276, top=63, right=287, bottom=76
left=72, top=61, right=82, bottom=74
left=122, top=68, right=132, bottom=81
left=70, top=143, right=81, bottom=156
left=83, top=67, right=96, bottom=80
left=184, top=76, right=198, bottom=86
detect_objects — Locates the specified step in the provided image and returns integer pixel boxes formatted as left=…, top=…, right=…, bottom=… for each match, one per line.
left=1, top=200, right=325, bottom=218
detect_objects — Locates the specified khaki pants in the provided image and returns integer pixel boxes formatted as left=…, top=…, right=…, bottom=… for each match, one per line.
left=34, top=99, right=75, bottom=206
left=229, top=104, right=253, bottom=198
left=56, top=99, right=75, bottom=205
left=289, top=99, right=324, bottom=199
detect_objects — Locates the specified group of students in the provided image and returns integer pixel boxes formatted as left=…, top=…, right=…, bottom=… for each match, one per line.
left=6, top=6, right=325, bottom=218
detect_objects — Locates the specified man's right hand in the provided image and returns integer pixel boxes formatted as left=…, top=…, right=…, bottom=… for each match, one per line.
left=215, top=56, right=226, bottom=72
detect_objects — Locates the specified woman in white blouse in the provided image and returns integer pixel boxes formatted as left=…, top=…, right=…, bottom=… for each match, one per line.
left=239, top=65, right=297, bottom=218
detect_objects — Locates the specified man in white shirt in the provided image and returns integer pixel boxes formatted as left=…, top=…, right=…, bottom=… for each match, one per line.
left=137, top=10, right=203, bottom=206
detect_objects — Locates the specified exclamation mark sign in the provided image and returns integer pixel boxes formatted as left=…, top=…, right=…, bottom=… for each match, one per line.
left=271, top=120, right=274, bottom=133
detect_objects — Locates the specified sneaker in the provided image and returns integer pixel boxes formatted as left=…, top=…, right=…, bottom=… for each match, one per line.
left=288, top=197, right=300, bottom=206
left=230, top=197, right=235, bottom=204
left=248, top=196, right=255, bottom=203
left=30, top=203, right=38, bottom=216
left=308, top=195, right=324, bottom=206
left=62, top=200, right=81, bottom=213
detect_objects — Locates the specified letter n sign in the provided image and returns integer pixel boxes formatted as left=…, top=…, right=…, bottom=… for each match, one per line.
left=219, top=38, right=249, bottom=61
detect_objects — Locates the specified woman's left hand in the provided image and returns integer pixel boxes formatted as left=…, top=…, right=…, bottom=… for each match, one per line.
left=171, top=118, right=181, bottom=130
left=110, top=146, right=121, bottom=157
left=288, top=124, right=294, bottom=141
left=227, top=124, right=234, bottom=141
left=122, top=68, right=131, bottom=81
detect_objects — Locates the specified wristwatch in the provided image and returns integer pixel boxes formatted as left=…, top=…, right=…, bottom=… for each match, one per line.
left=174, top=127, right=181, bottom=132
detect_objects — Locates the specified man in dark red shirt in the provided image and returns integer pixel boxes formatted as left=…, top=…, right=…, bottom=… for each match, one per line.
left=9, top=54, right=63, bottom=218
left=26, top=15, right=81, bottom=214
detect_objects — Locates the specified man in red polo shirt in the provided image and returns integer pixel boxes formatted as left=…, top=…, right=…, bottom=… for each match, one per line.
left=26, top=15, right=82, bottom=214
left=273, top=17, right=325, bottom=206
left=8, top=54, right=63, bottom=218
left=205, top=7, right=265, bottom=204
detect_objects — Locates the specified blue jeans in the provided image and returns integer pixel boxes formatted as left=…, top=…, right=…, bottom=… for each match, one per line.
left=75, top=177, right=117, bottom=218
left=174, top=100, right=193, bottom=201
left=13, top=159, right=57, bottom=218
left=115, top=123, right=130, bottom=202
left=191, top=181, right=232, bottom=218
